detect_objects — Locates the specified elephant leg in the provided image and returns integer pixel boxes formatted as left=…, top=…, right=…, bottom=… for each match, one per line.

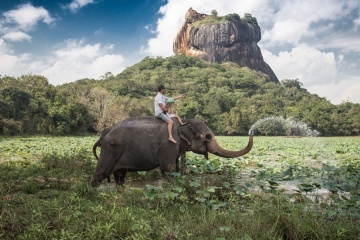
left=119, top=169, right=127, bottom=184
left=158, top=145, right=177, bottom=176
left=175, top=154, right=186, bottom=173
left=113, top=170, right=120, bottom=183
left=176, top=157, right=180, bottom=172
left=180, top=154, right=187, bottom=174
left=113, top=169, right=127, bottom=185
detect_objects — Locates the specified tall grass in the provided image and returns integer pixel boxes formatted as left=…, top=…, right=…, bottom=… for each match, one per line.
left=0, top=136, right=359, bottom=239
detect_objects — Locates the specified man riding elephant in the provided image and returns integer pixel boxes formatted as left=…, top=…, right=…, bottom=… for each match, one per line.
left=91, top=115, right=253, bottom=187
left=154, top=85, right=187, bottom=143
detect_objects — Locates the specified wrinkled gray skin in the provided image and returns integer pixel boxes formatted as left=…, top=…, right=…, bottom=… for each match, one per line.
left=91, top=116, right=253, bottom=187
left=93, top=127, right=114, bottom=183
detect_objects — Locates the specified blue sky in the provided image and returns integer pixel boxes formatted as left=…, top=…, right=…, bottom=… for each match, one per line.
left=1, top=0, right=359, bottom=104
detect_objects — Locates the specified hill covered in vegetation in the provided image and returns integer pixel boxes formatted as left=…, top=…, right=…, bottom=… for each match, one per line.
left=1, top=55, right=359, bottom=136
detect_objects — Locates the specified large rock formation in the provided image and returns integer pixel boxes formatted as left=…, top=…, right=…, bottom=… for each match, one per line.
left=173, top=8, right=279, bottom=82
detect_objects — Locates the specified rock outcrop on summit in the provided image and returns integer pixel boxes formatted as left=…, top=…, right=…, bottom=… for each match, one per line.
left=173, top=8, right=279, bottom=82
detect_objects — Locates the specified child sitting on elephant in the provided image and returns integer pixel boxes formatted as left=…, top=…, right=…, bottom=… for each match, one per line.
left=165, top=98, right=186, bottom=125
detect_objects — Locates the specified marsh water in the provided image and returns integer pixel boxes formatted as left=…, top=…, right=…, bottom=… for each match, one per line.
left=98, top=167, right=350, bottom=204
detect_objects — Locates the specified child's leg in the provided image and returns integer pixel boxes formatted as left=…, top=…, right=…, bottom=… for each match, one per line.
left=158, top=113, right=177, bottom=143
left=176, top=115, right=185, bottom=125
left=167, top=120, right=176, bottom=143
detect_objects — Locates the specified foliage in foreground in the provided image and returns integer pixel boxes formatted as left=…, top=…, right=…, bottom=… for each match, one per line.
left=0, top=136, right=359, bottom=239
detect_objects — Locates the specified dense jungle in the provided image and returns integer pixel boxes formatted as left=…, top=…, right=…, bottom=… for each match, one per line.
left=1, top=54, right=359, bottom=136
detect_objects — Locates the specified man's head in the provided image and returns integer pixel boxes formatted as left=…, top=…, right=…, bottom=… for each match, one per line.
left=158, top=85, right=166, bottom=93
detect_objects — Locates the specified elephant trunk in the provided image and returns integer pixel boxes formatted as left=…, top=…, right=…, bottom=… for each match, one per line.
left=207, top=134, right=253, bottom=158
left=90, top=175, right=102, bottom=187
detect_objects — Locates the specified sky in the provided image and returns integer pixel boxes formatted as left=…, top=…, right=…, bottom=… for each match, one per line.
left=0, top=0, right=359, bottom=104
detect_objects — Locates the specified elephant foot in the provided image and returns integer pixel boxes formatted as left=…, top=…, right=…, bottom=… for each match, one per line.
left=115, top=179, right=125, bottom=185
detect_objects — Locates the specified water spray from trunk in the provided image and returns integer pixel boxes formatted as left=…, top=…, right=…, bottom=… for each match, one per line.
left=249, top=116, right=320, bottom=137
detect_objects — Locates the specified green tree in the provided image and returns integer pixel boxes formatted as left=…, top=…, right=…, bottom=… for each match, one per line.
left=224, top=13, right=240, bottom=21
left=0, top=88, right=30, bottom=120
left=211, top=10, right=218, bottom=18
left=242, top=13, right=258, bottom=25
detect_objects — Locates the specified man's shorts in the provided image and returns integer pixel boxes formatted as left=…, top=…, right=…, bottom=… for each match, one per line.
left=156, top=112, right=171, bottom=123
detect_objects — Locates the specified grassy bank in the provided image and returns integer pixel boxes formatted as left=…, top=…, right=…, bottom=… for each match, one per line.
left=0, top=136, right=359, bottom=239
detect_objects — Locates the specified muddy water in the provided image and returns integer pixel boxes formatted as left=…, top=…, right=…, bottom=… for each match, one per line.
left=235, top=172, right=352, bottom=204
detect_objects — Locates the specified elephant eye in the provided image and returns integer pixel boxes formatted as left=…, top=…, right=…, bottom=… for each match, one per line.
left=205, top=134, right=212, bottom=141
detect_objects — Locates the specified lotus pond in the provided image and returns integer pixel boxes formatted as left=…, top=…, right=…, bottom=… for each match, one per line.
left=0, top=136, right=359, bottom=239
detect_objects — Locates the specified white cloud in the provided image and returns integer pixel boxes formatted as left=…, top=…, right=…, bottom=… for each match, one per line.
left=94, top=28, right=103, bottom=35
left=0, top=39, right=45, bottom=76
left=261, top=45, right=360, bottom=104
left=313, top=35, right=360, bottom=53
left=53, top=39, right=104, bottom=61
left=354, top=18, right=360, bottom=31
left=262, top=44, right=338, bottom=86
left=0, top=38, right=126, bottom=85
left=0, top=3, right=54, bottom=43
left=307, top=76, right=360, bottom=104
left=66, top=0, right=95, bottom=13
left=144, top=24, right=156, bottom=34
left=0, top=39, right=11, bottom=54
left=2, top=31, right=31, bottom=42
left=0, top=43, right=40, bottom=77
left=41, top=39, right=126, bottom=85
left=262, top=1, right=357, bottom=46
left=3, top=3, right=54, bottom=30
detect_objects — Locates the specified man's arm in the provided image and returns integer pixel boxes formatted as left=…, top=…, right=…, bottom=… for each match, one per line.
left=172, top=93, right=187, bottom=100
left=159, top=103, right=168, bottom=112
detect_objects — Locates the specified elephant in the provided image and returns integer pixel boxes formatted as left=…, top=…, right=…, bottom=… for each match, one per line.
left=90, top=116, right=253, bottom=187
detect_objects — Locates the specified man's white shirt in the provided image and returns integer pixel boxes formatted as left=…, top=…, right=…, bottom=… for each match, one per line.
left=154, top=92, right=168, bottom=116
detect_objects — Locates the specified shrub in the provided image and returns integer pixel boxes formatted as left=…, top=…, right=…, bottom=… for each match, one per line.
left=224, top=13, right=240, bottom=21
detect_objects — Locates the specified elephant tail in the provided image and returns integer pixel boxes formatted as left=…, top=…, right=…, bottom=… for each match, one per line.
left=93, top=139, right=101, bottom=160
left=93, top=127, right=112, bottom=160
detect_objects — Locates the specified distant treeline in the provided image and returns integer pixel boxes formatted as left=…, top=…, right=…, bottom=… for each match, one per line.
left=1, top=55, right=359, bottom=136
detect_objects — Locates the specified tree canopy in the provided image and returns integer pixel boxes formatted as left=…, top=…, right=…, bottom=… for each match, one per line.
left=1, top=55, right=359, bottom=136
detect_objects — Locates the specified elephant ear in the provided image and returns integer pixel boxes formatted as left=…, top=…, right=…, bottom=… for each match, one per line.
left=178, top=124, right=195, bottom=145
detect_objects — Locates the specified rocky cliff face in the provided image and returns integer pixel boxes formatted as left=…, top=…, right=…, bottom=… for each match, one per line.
left=173, top=8, right=279, bottom=82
